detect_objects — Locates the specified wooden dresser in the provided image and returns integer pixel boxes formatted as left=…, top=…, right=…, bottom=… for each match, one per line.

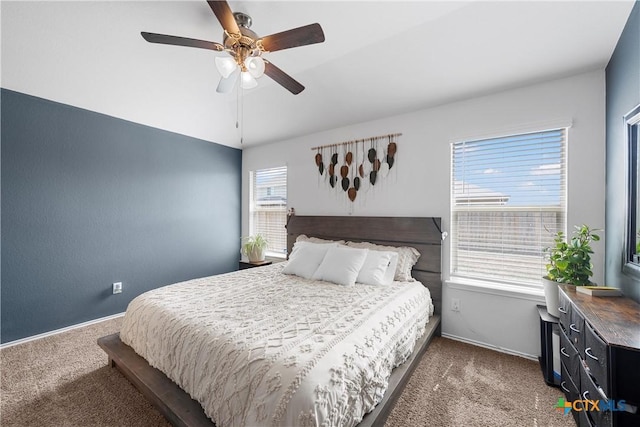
left=558, top=285, right=640, bottom=427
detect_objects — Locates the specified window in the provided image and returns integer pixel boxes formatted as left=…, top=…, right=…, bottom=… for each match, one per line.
left=450, top=128, right=567, bottom=287
left=249, top=166, right=287, bottom=257
left=625, top=104, right=640, bottom=267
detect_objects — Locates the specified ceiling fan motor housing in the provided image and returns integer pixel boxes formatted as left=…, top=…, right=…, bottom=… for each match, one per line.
left=222, top=12, right=263, bottom=69
left=233, top=12, right=252, bottom=29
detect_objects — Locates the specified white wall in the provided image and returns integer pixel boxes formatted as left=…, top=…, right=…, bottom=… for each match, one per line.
left=242, top=70, right=606, bottom=358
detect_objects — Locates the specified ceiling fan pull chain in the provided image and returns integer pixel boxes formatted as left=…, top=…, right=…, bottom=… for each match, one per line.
left=236, top=80, right=244, bottom=144
left=236, top=79, right=240, bottom=130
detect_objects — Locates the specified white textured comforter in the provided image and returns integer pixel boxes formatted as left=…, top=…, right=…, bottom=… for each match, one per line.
left=120, top=262, right=433, bottom=427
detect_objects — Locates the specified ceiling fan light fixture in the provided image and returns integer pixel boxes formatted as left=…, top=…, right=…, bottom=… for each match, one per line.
left=240, top=72, right=258, bottom=89
left=245, top=56, right=265, bottom=78
left=215, top=56, right=238, bottom=79
left=216, top=68, right=239, bottom=93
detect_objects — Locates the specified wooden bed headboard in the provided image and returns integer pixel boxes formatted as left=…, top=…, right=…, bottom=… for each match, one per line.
left=285, top=215, right=443, bottom=315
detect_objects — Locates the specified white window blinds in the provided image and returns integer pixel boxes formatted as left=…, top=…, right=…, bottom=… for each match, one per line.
left=250, top=166, right=287, bottom=257
left=450, top=128, right=567, bottom=286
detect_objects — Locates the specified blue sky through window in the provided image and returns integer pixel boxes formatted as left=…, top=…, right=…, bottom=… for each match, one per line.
left=453, top=129, right=564, bottom=207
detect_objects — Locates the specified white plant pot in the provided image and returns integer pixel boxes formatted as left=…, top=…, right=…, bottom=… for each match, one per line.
left=542, top=277, right=560, bottom=317
left=247, top=247, right=265, bottom=263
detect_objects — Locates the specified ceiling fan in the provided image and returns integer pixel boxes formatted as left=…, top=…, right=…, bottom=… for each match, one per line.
left=141, top=0, right=325, bottom=95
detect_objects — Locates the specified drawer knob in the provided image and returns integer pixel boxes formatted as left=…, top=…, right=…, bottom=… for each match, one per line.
left=583, top=390, right=590, bottom=400
left=585, top=347, right=599, bottom=361
left=560, top=381, right=571, bottom=393
left=560, top=347, right=570, bottom=358
left=569, top=323, right=581, bottom=333
left=558, top=306, right=567, bottom=314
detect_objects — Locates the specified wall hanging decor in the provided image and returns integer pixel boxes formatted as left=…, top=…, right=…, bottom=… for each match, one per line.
left=311, top=132, right=401, bottom=203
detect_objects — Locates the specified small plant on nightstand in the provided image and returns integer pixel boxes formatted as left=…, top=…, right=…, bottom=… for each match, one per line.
left=241, top=234, right=268, bottom=263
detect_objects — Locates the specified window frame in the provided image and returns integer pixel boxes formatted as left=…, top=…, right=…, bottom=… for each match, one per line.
left=449, top=127, right=568, bottom=289
left=249, top=165, right=288, bottom=259
left=623, top=104, right=640, bottom=278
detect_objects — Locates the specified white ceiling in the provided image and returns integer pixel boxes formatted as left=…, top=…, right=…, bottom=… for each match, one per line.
left=1, top=1, right=635, bottom=149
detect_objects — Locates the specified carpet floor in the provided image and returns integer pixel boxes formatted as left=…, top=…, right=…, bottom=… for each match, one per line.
left=1, top=317, right=575, bottom=426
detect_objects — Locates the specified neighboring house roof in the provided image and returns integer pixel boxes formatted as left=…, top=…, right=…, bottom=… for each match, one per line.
left=453, top=181, right=510, bottom=205
left=256, top=195, right=287, bottom=206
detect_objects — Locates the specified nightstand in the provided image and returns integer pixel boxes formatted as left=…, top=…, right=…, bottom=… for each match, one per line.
left=239, top=260, right=273, bottom=270
left=537, top=305, right=560, bottom=387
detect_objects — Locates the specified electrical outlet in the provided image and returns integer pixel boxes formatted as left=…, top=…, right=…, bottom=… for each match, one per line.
left=451, top=298, right=460, bottom=312
left=112, top=282, right=123, bottom=294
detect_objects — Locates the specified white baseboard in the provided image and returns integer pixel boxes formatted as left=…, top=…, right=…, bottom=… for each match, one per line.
left=0, top=312, right=125, bottom=349
left=441, top=333, right=538, bottom=361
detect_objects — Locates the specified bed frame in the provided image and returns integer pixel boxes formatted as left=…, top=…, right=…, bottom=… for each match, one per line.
left=98, top=215, right=442, bottom=427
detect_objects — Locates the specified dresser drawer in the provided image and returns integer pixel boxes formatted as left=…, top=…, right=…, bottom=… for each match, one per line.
left=584, top=321, right=609, bottom=397
left=561, top=361, right=579, bottom=401
left=580, top=362, right=612, bottom=427
left=558, top=290, right=572, bottom=331
left=560, top=325, right=581, bottom=386
left=569, top=306, right=585, bottom=356
left=579, top=409, right=595, bottom=427
left=577, top=411, right=596, bottom=427
left=561, top=361, right=580, bottom=425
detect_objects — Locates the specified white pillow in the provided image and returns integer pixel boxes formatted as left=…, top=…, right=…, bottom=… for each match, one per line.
left=383, top=252, right=399, bottom=284
left=312, top=246, right=368, bottom=286
left=345, top=241, right=420, bottom=282
left=356, top=250, right=397, bottom=286
left=282, top=241, right=337, bottom=279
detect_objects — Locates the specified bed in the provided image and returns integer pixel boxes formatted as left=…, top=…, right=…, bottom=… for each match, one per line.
left=98, top=215, right=442, bottom=427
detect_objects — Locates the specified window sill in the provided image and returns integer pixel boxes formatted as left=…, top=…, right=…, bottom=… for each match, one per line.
left=623, top=261, right=640, bottom=280
left=446, top=277, right=545, bottom=302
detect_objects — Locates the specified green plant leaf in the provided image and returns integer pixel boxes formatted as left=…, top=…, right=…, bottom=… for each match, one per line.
left=544, top=225, right=601, bottom=285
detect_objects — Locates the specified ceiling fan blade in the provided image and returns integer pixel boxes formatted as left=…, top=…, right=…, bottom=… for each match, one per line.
left=141, top=32, right=224, bottom=51
left=260, top=23, right=325, bottom=52
left=216, top=68, right=239, bottom=93
left=264, top=61, right=305, bottom=95
left=206, top=0, right=240, bottom=35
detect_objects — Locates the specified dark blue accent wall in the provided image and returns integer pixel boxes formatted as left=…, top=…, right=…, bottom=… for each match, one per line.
left=605, top=1, right=640, bottom=302
left=1, top=89, right=242, bottom=343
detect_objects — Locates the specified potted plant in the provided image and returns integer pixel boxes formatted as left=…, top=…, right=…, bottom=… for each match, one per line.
left=241, top=234, right=268, bottom=263
left=543, top=224, right=601, bottom=316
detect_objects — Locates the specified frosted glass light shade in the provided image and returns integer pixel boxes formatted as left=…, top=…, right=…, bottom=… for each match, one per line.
left=216, top=68, right=239, bottom=93
left=240, top=72, right=258, bottom=89
left=245, top=56, right=265, bottom=78
left=215, top=56, right=237, bottom=79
